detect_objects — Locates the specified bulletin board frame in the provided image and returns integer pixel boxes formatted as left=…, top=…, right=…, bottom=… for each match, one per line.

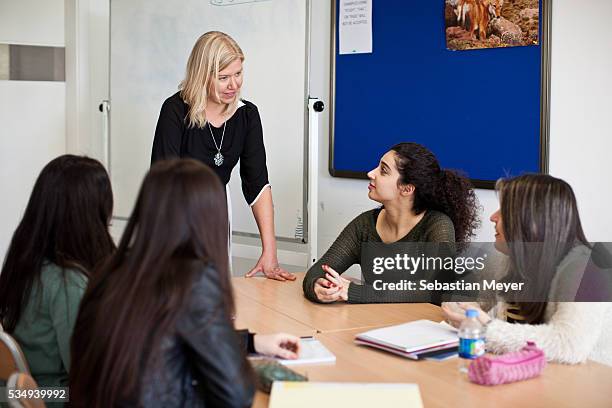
left=329, top=0, right=552, bottom=189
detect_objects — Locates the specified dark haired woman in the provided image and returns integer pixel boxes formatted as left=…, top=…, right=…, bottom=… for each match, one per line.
left=442, top=174, right=612, bottom=365
left=0, top=155, right=115, bottom=388
left=70, top=159, right=300, bottom=408
left=303, top=142, right=479, bottom=304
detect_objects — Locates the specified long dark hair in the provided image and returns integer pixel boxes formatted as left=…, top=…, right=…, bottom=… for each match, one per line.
left=69, top=159, right=232, bottom=408
left=390, top=142, right=479, bottom=243
left=0, top=155, right=115, bottom=332
left=497, top=174, right=589, bottom=324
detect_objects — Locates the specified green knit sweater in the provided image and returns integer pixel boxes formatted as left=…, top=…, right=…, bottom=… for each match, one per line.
left=12, top=262, right=87, bottom=389
left=303, top=209, right=456, bottom=304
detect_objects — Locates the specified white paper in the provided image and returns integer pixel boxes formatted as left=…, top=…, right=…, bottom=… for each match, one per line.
left=339, top=0, right=373, bottom=54
left=248, top=337, right=336, bottom=366
left=278, top=337, right=336, bottom=366
left=270, top=382, right=423, bottom=408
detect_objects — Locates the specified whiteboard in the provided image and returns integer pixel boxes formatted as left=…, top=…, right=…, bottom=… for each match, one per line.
left=110, top=0, right=308, bottom=240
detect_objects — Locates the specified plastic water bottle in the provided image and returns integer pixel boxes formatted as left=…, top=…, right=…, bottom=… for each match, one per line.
left=458, top=309, right=486, bottom=374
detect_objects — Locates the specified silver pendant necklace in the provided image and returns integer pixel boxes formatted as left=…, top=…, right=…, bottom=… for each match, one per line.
left=207, top=120, right=226, bottom=166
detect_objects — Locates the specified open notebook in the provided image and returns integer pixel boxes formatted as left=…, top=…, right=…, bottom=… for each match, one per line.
left=355, top=320, right=458, bottom=360
left=249, top=337, right=336, bottom=366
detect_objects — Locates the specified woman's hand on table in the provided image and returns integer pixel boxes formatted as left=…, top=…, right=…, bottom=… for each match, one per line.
left=254, top=333, right=301, bottom=359
left=441, top=302, right=491, bottom=328
left=313, top=265, right=350, bottom=303
left=245, top=251, right=296, bottom=281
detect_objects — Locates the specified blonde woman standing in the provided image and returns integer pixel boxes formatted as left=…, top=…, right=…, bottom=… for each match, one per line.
left=152, top=31, right=294, bottom=281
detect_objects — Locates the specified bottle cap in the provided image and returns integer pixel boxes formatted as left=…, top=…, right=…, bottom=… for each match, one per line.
left=466, top=309, right=478, bottom=318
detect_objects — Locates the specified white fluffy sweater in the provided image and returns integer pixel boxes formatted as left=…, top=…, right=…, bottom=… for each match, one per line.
left=485, top=246, right=612, bottom=366
left=487, top=302, right=612, bottom=365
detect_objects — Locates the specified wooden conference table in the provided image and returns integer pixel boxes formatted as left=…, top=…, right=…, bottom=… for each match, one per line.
left=232, top=273, right=612, bottom=408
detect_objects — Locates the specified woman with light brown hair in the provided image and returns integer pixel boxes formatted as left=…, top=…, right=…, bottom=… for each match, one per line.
left=152, top=31, right=293, bottom=281
left=442, top=174, right=612, bottom=365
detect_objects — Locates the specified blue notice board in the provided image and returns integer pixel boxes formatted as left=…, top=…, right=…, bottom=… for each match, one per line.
left=330, top=0, right=550, bottom=188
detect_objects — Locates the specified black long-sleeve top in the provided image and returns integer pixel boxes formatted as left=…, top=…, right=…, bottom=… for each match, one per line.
left=151, top=92, right=270, bottom=205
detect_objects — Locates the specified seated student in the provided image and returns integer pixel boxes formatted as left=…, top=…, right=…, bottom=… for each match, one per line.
left=69, top=159, right=300, bottom=408
left=0, top=155, right=116, bottom=388
left=442, top=174, right=612, bottom=366
left=303, top=142, right=479, bottom=304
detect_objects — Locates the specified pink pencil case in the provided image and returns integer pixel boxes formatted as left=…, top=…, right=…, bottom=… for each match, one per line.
left=468, top=341, right=546, bottom=386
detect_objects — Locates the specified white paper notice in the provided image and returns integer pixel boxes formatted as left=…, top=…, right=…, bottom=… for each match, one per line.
left=339, top=0, right=373, bottom=54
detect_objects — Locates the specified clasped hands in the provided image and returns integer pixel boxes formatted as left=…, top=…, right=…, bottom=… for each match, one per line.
left=314, top=264, right=350, bottom=303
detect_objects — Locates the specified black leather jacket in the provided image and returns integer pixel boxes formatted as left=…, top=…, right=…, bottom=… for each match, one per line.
left=136, top=266, right=255, bottom=407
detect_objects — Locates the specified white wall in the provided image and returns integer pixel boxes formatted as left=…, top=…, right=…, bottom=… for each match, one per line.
left=548, top=0, right=612, bottom=241
left=309, top=0, right=612, bottom=271
left=0, top=0, right=65, bottom=46
left=0, top=0, right=66, bottom=261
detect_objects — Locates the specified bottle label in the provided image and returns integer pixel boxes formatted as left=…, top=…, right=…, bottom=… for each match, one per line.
left=459, top=338, right=485, bottom=359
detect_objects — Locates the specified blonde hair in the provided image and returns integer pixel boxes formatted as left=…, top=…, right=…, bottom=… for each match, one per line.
left=180, top=31, right=244, bottom=128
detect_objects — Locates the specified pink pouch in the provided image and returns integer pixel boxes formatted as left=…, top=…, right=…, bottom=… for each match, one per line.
left=468, top=341, right=546, bottom=386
